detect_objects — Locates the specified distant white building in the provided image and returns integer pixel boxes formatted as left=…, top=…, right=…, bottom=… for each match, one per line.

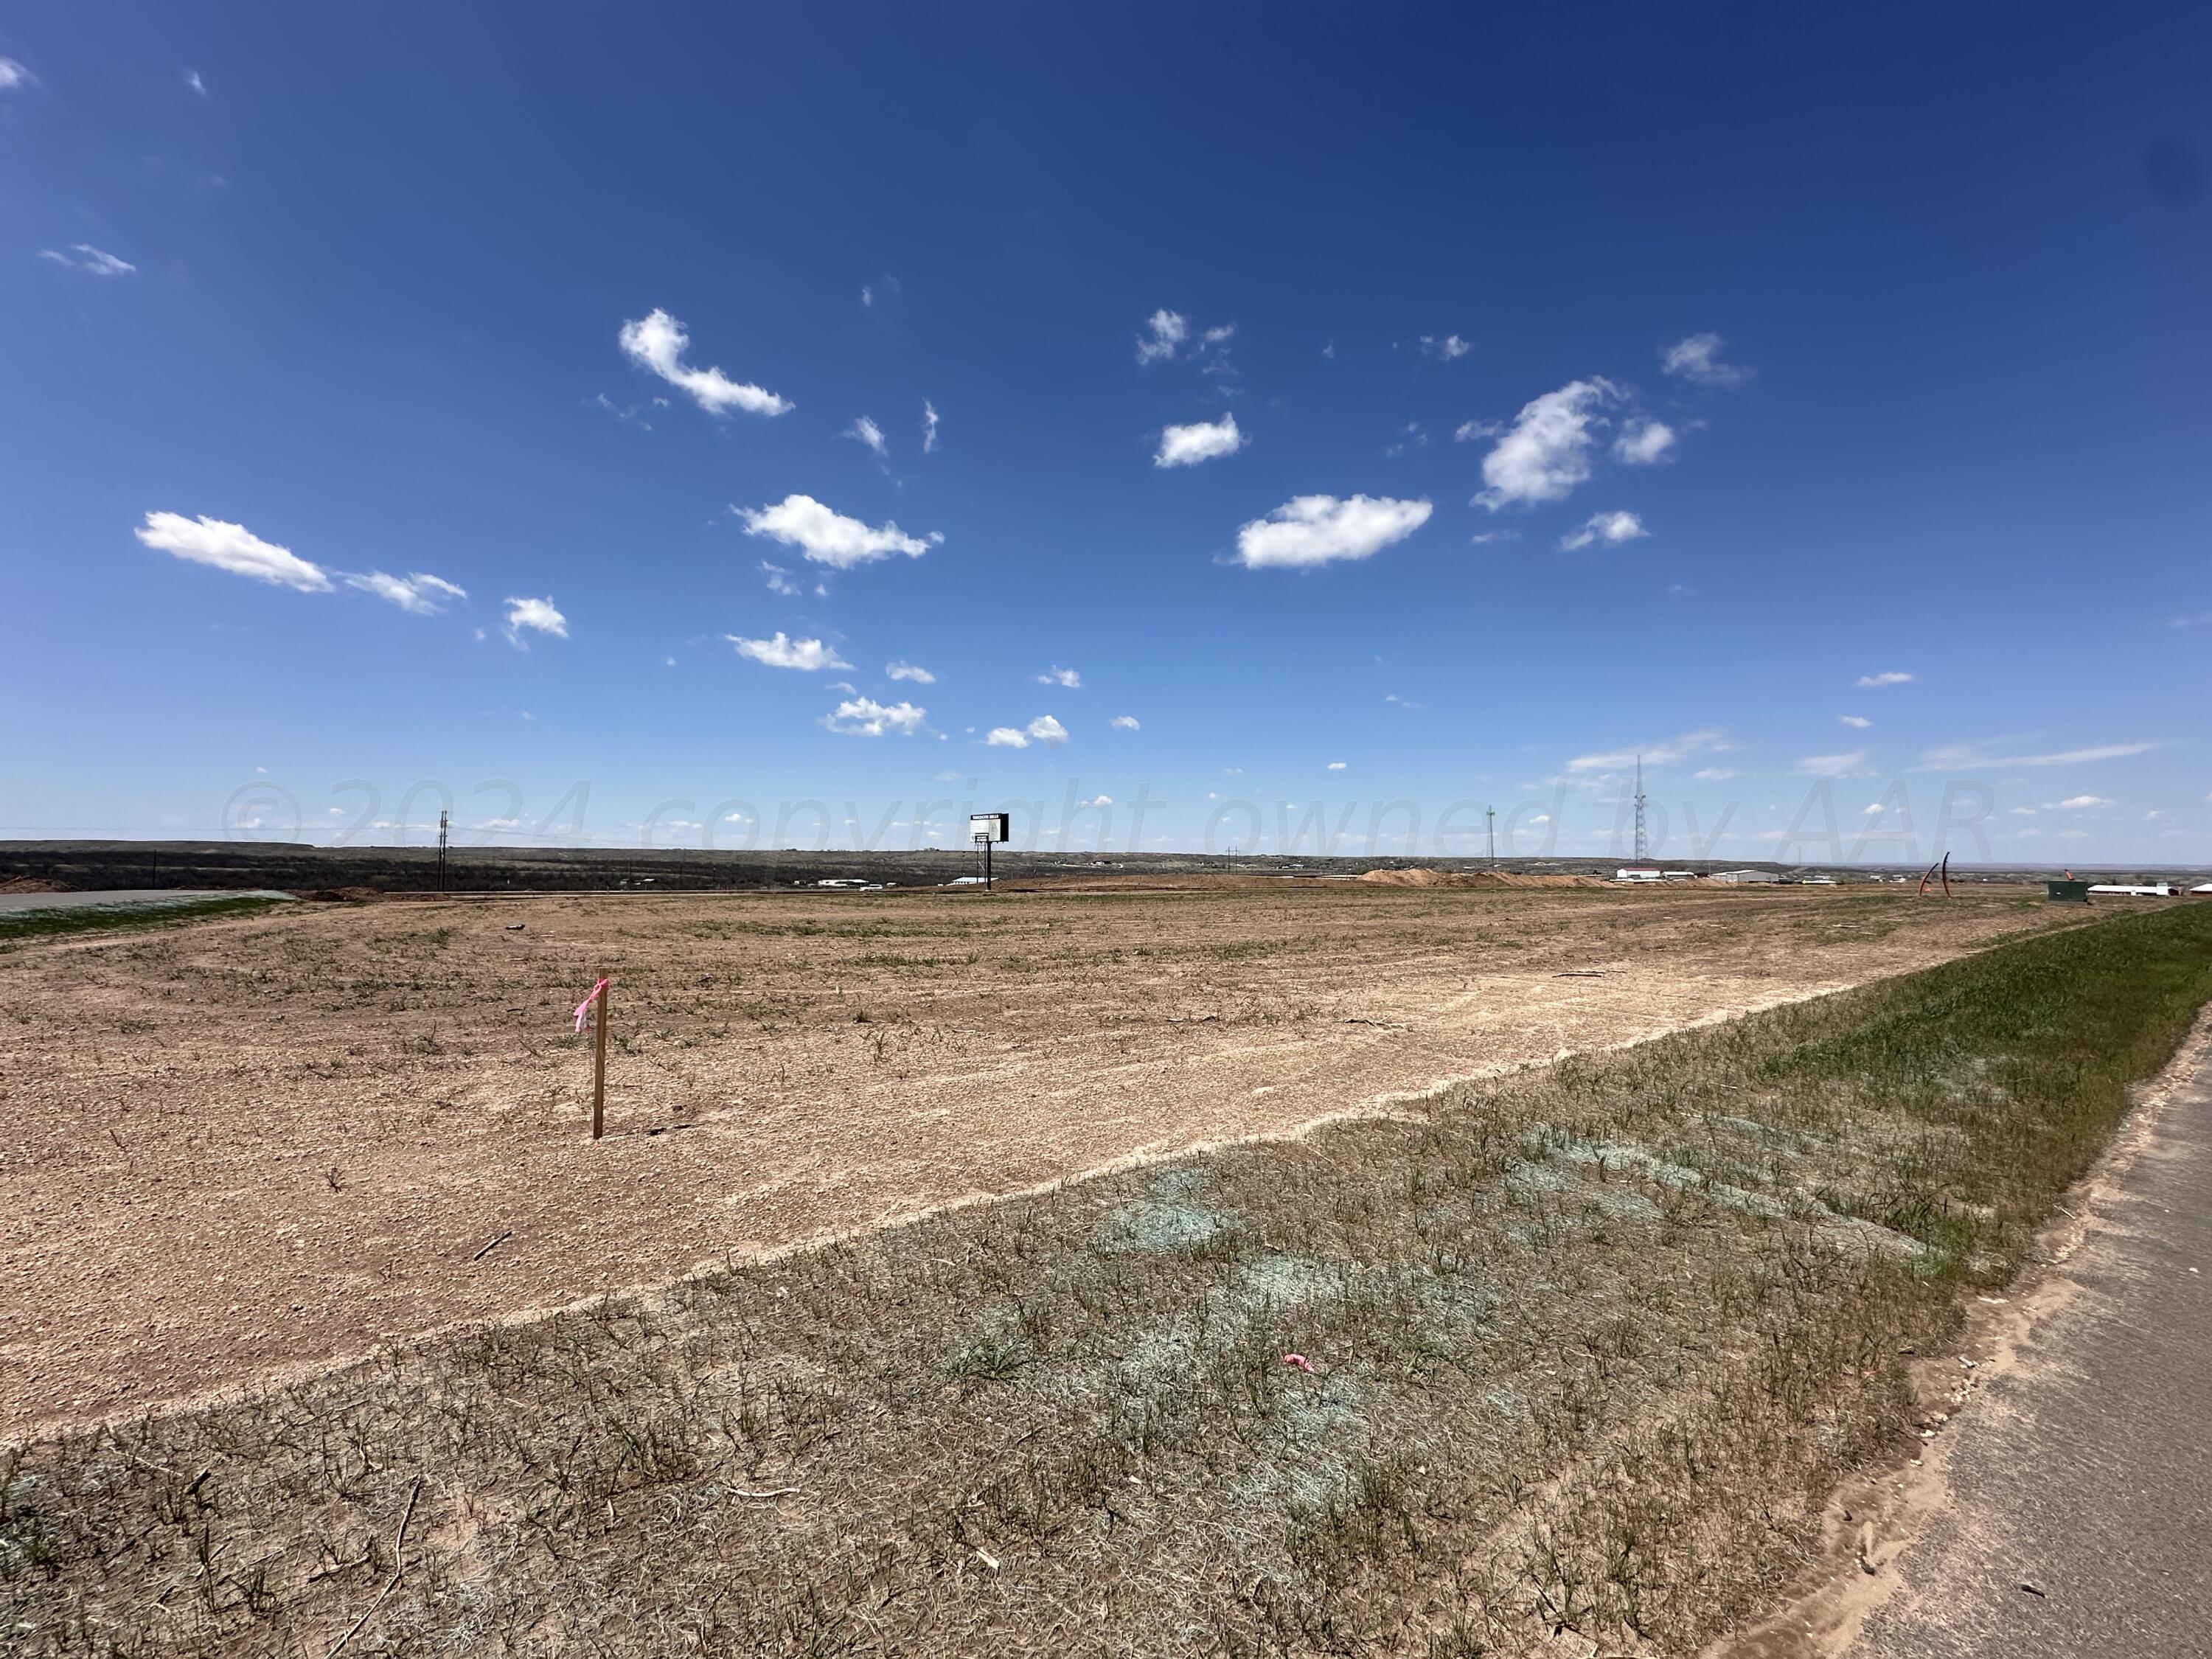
left=1711, top=869, right=1779, bottom=885
left=2088, top=883, right=2179, bottom=898
left=1615, top=867, right=1665, bottom=883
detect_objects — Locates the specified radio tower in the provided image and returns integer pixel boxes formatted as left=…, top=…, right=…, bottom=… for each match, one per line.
left=1632, top=755, right=1649, bottom=863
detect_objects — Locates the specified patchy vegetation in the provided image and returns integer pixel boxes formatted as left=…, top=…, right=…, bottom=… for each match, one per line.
left=6, top=905, right=2207, bottom=1655
left=0, top=895, right=288, bottom=952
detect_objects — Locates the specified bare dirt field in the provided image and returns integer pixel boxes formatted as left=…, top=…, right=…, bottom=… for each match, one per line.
left=0, top=880, right=2067, bottom=1439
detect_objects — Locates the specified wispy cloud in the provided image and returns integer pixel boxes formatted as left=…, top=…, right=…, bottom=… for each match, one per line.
left=41, top=243, right=136, bottom=276
left=1234, top=494, right=1432, bottom=569
left=1839, top=714, right=1872, bottom=728
left=1472, top=378, right=1619, bottom=510
left=1567, top=729, right=1727, bottom=772
left=1110, top=714, right=1141, bottom=731
left=1135, top=308, right=1188, bottom=364
left=619, top=308, right=790, bottom=417
left=1660, top=333, right=1754, bottom=388
left=1795, top=749, right=1871, bottom=777
left=737, top=494, right=941, bottom=568
left=1611, top=417, right=1677, bottom=465
left=1856, top=670, right=1913, bottom=687
left=136, top=512, right=330, bottom=591
left=1420, top=333, right=1471, bottom=361
left=0, top=57, right=29, bottom=90
left=843, top=415, right=887, bottom=458
left=345, top=571, right=466, bottom=615
left=727, top=632, right=851, bottom=671
left=822, top=698, right=925, bottom=737
left=922, top=400, right=940, bottom=453
left=1155, top=413, right=1245, bottom=467
left=1036, top=665, right=1082, bottom=689
left=184, top=69, right=206, bottom=96
left=1916, top=740, right=2156, bottom=770
left=1559, top=509, right=1646, bottom=550
left=885, top=660, right=935, bottom=684
left=504, top=596, right=567, bottom=646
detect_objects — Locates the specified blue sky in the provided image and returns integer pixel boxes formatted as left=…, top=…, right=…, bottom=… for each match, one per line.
left=4, top=5, right=2208, bottom=865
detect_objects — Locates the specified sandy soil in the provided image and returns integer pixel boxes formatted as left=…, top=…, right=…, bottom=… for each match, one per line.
left=0, top=880, right=2064, bottom=1438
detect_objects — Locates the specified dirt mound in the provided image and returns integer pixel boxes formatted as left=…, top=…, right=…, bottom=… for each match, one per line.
left=0, top=877, right=74, bottom=894
left=1358, top=868, right=1612, bottom=890
left=302, top=886, right=381, bottom=903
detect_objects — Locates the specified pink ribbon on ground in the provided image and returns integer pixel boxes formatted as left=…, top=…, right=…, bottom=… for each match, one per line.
left=1281, top=1353, right=1318, bottom=1376
left=572, top=976, right=611, bottom=1034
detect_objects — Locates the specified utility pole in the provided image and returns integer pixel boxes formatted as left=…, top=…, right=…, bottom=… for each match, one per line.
left=1632, top=756, right=1649, bottom=864
left=437, top=810, right=450, bottom=892
left=1485, top=807, right=1497, bottom=863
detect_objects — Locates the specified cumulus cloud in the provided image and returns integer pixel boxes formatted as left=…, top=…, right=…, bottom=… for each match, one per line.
left=1612, top=417, right=1677, bottom=465
left=619, top=308, right=790, bottom=417
left=987, top=714, right=1070, bottom=748
left=1234, top=494, right=1433, bottom=569
left=1795, top=749, right=1870, bottom=777
left=1856, top=670, right=1913, bottom=687
left=1661, top=333, right=1754, bottom=388
left=1472, top=379, right=1620, bottom=510
left=1326, top=761, right=1347, bottom=771
left=2056, top=795, right=2114, bottom=810
left=1155, top=413, right=1246, bottom=467
left=1110, top=714, right=1141, bottom=731
left=737, top=493, right=941, bottom=568
left=136, top=512, right=330, bottom=591
left=885, top=660, right=935, bottom=683
left=1839, top=714, right=1872, bottom=728
left=1559, top=510, right=1646, bottom=551
left=504, top=596, right=567, bottom=645
left=822, top=697, right=925, bottom=737
left=1135, top=308, right=1189, bottom=364
left=345, top=571, right=467, bottom=615
left=1421, top=334, right=1472, bottom=361
left=1037, top=666, right=1082, bottom=689
left=844, top=415, right=887, bottom=458
left=41, top=243, right=136, bottom=276
left=922, top=400, right=940, bottom=453
left=727, top=632, right=852, bottom=671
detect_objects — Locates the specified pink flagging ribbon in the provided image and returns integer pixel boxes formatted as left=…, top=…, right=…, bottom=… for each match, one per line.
left=572, top=976, right=611, bottom=1034
left=1281, top=1353, right=1318, bottom=1376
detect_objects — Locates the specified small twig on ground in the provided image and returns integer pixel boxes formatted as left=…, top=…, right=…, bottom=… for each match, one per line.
left=728, top=1486, right=806, bottom=1500
left=469, top=1230, right=512, bottom=1263
left=327, top=1475, right=420, bottom=1659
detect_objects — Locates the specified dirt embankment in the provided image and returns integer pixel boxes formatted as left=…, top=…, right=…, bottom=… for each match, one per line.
left=1359, top=866, right=1614, bottom=889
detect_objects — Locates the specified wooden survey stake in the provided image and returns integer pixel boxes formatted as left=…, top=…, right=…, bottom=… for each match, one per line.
left=591, top=974, right=609, bottom=1140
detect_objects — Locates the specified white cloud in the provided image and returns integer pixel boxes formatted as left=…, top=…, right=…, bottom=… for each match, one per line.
left=345, top=571, right=467, bottom=615
left=185, top=69, right=206, bottom=95
left=1234, top=494, right=1433, bottom=569
left=1037, top=665, right=1082, bottom=689
left=1473, top=378, right=1620, bottom=510
left=1856, top=670, right=1913, bottom=687
left=1559, top=509, right=1646, bottom=551
left=1326, top=761, right=1347, bottom=771
left=1155, top=413, right=1246, bottom=468
left=922, top=400, right=940, bottom=453
left=2056, top=795, right=2113, bottom=810
left=136, top=512, right=330, bottom=591
left=618, top=308, right=791, bottom=417
left=1080, top=794, right=1113, bottom=808
left=1917, top=740, right=2155, bottom=770
left=1135, top=308, right=1189, bottom=364
left=0, top=57, right=28, bottom=89
left=1110, top=714, right=1141, bottom=731
left=860, top=284, right=873, bottom=307
left=1837, top=714, right=1872, bottom=728
left=1568, top=729, right=1727, bottom=772
left=987, top=714, right=1069, bottom=749
left=1468, top=529, right=1518, bottom=545
left=1660, top=333, right=1753, bottom=388
left=759, top=561, right=802, bottom=597
left=41, top=243, right=136, bottom=276
left=1694, top=767, right=1736, bottom=781
left=1612, top=418, right=1677, bottom=465
left=737, top=493, right=941, bottom=568
left=844, top=415, right=887, bottom=458
left=822, top=697, right=925, bottom=737
left=727, top=632, right=852, bottom=671
left=1421, top=334, right=1472, bottom=361
left=504, top=596, right=566, bottom=645
left=885, top=660, right=935, bottom=683
left=1862, top=802, right=1886, bottom=815
left=1795, top=749, right=1869, bottom=777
